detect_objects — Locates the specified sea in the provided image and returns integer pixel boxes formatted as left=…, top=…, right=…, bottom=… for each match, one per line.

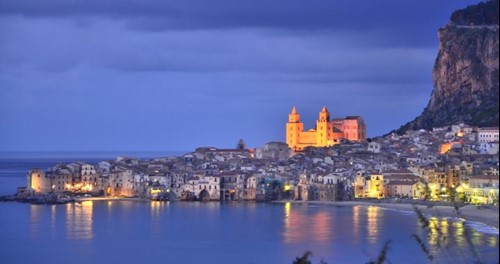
left=0, top=152, right=498, bottom=264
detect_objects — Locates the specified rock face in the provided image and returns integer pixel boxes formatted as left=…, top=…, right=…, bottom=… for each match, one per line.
left=394, top=0, right=499, bottom=133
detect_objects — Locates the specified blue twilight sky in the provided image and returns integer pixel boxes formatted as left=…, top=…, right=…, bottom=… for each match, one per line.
left=0, top=0, right=482, bottom=152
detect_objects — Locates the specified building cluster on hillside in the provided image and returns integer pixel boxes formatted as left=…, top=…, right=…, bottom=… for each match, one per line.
left=21, top=123, right=499, bottom=205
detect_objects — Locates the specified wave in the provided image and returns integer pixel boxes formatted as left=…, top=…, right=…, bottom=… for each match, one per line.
left=464, top=221, right=500, bottom=235
left=378, top=207, right=416, bottom=216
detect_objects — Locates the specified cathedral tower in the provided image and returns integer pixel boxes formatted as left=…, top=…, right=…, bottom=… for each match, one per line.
left=316, top=106, right=334, bottom=146
left=286, top=106, right=303, bottom=150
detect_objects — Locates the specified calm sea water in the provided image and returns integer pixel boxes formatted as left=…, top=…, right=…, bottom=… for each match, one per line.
left=0, top=152, right=498, bottom=264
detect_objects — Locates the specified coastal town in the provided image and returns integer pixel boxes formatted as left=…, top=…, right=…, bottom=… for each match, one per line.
left=13, top=107, right=499, bottom=207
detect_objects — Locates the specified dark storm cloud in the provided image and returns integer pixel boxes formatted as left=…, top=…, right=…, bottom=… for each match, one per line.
left=0, top=0, right=484, bottom=151
left=0, top=0, right=479, bottom=46
left=0, top=17, right=436, bottom=85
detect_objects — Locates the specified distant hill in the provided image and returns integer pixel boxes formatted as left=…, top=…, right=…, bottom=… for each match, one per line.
left=392, top=0, right=499, bottom=134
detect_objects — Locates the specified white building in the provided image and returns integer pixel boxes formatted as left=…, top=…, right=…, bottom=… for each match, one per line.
left=367, top=142, right=381, bottom=153
left=477, top=128, right=499, bottom=143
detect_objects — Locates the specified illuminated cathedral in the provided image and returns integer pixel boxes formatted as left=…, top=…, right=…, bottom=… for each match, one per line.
left=286, top=106, right=366, bottom=151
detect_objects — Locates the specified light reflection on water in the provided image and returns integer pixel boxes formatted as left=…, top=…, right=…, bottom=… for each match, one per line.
left=283, top=202, right=305, bottom=243
left=150, top=201, right=166, bottom=235
left=453, top=221, right=465, bottom=247
left=50, top=205, right=56, bottom=238
left=19, top=201, right=498, bottom=264
left=488, top=236, right=498, bottom=247
left=283, top=202, right=332, bottom=244
left=65, top=201, right=93, bottom=240
left=419, top=215, right=499, bottom=263
left=29, top=204, right=42, bottom=239
left=352, top=205, right=360, bottom=243
left=311, top=212, right=332, bottom=243
left=367, top=206, right=380, bottom=244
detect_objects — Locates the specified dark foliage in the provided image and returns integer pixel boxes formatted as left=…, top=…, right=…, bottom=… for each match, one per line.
left=292, top=251, right=313, bottom=264
left=451, top=0, right=499, bottom=26
left=366, top=240, right=392, bottom=264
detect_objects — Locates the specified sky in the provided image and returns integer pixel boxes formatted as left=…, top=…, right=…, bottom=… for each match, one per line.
left=0, top=0, right=482, bottom=152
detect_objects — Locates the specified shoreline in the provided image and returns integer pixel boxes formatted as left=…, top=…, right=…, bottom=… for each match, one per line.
left=76, top=198, right=500, bottom=230
left=5, top=195, right=499, bottom=230
left=74, top=197, right=150, bottom=202
left=280, top=200, right=500, bottom=230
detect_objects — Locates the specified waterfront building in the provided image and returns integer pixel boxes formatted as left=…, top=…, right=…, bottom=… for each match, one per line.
left=385, top=181, right=425, bottom=198
left=286, top=106, right=366, bottom=151
left=108, top=167, right=135, bottom=197
left=469, top=175, right=499, bottom=188
left=220, top=171, right=246, bottom=201
left=26, top=169, right=51, bottom=193
left=243, top=175, right=259, bottom=201
left=182, top=175, right=220, bottom=201
left=169, top=170, right=189, bottom=199
left=465, top=187, right=499, bottom=204
left=27, top=166, right=77, bottom=194
left=48, top=166, right=73, bottom=193
left=354, top=174, right=385, bottom=198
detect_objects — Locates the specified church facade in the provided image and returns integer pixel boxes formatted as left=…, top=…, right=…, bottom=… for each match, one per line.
left=286, top=106, right=366, bottom=151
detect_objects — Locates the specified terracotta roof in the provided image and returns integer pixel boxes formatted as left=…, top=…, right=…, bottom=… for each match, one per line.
left=386, top=181, right=415, bottom=186
left=470, top=175, right=499, bottom=181
left=385, top=174, right=419, bottom=181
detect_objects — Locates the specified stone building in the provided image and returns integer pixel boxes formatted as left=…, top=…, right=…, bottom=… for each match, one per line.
left=27, top=169, right=51, bottom=193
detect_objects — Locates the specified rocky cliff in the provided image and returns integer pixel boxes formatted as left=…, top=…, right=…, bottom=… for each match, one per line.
left=394, top=0, right=499, bottom=134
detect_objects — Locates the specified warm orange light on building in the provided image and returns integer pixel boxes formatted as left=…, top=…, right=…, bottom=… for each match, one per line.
left=286, top=106, right=366, bottom=151
left=440, top=143, right=453, bottom=154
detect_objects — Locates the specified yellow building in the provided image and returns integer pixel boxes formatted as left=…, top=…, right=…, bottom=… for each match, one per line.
left=354, top=174, right=385, bottom=198
left=368, top=174, right=385, bottom=198
left=286, top=106, right=366, bottom=151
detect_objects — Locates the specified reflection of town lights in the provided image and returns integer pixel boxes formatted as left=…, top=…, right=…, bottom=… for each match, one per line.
left=285, top=202, right=291, bottom=217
